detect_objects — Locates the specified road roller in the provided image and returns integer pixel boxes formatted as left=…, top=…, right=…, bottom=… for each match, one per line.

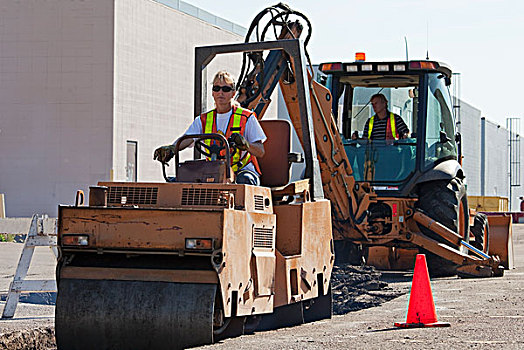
left=55, top=38, right=334, bottom=349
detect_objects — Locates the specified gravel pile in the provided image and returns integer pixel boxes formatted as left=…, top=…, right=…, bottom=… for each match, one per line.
left=331, top=264, right=405, bottom=315
left=0, top=327, right=55, bottom=350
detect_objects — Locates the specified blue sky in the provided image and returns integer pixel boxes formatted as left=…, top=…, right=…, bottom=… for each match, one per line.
left=187, top=0, right=523, bottom=128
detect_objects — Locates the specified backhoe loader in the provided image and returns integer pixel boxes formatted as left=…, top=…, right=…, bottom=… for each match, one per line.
left=316, top=59, right=512, bottom=276
left=227, top=4, right=511, bottom=278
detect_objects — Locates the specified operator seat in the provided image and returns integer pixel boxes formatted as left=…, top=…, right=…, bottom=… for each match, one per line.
left=258, top=120, right=292, bottom=187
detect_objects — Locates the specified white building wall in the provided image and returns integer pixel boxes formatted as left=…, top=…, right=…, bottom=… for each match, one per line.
left=459, top=100, right=482, bottom=194
left=113, top=0, right=246, bottom=183
left=517, top=137, right=524, bottom=209
left=508, top=128, right=522, bottom=210
left=0, top=0, right=277, bottom=217
left=0, top=0, right=114, bottom=217
left=483, top=119, right=509, bottom=198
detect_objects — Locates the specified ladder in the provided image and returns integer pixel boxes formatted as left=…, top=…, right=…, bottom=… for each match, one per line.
left=1, top=214, right=57, bottom=318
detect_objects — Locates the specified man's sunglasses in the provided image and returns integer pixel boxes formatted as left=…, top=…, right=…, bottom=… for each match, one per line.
left=212, top=85, right=234, bottom=92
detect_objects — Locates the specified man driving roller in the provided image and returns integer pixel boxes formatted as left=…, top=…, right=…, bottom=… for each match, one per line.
left=154, top=70, right=266, bottom=185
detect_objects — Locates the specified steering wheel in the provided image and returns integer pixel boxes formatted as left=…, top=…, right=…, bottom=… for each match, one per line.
left=195, top=139, right=227, bottom=160
left=161, top=133, right=234, bottom=182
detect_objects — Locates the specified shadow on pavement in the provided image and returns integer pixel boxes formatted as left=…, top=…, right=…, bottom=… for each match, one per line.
left=0, top=292, right=56, bottom=305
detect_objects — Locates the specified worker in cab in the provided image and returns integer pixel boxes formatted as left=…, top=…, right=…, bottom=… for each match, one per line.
left=354, top=93, right=409, bottom=140
left=154, top=70, right=266, bottom=185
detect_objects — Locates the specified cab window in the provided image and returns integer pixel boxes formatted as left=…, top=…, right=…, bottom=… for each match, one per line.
left=349, top=86, right=416, bottom=139
left=424, top=73, right=457, bottom=167
left=341, top=85, right=418, bottom=183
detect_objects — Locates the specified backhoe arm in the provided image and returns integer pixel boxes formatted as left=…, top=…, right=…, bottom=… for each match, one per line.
left=278, top=66, right=375, bottom=240
left=234, top=4, right=375, bottom=241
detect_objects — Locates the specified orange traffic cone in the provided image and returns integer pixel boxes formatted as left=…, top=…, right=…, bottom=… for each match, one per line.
left=394, top=254, right=450, bottom=328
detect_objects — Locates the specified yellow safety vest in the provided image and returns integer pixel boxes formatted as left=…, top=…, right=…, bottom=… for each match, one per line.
left=201, top=107, right=261, bottom=174
left=368, top=112, right=398, bottom=140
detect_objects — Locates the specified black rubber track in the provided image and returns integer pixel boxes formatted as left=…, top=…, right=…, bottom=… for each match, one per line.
left=416, top=177, right=469, bottom=276
left=55, top=279, right=216, bottom=350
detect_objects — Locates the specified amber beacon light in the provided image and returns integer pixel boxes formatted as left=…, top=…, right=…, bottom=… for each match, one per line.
left=355, top=52, right=366, bottom=61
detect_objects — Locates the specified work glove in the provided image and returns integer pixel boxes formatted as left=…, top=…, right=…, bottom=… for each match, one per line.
left=153, top=145, right=176, bottom=163
left=229, top=133, right=249, bottom=151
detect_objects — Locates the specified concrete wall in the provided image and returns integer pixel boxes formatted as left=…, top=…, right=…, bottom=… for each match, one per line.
left=482, top=118, right=509, bottom=198
left=0, top=0, right=277, bottom=217
left=516, top=137, right=524, bottom=209
left=459, top=100, right=482, bottom=194
left=113, top=0, right=244, bottom=182
left=0, top=0, right=114, bottom=217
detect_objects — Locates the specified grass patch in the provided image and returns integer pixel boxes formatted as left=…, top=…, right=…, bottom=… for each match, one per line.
left=0, top=234, right=18, bottom=242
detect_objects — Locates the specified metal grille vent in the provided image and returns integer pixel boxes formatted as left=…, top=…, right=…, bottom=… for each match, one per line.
left=181, top=188, right=236, bottom=207
left=254, top=195, right=265, bottom=211
left=108, top=186, right=158, bottom=205
left=253, top=227, right=274, bottom=248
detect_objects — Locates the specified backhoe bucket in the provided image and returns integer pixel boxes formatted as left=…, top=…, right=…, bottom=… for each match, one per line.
left=487, top=215, right=514, bottom=269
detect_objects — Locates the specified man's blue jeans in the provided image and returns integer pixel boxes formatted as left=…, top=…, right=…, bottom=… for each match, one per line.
left=235, top=170, right=260, bottom=186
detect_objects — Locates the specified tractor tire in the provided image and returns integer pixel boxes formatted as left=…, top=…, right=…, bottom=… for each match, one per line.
left=470, top=213, right=489, bottom=253
left=416, top=177, right=470, bottom=276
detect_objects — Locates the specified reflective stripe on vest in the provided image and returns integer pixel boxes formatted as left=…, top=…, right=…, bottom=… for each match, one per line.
left=368, top=112, right=398, bottom=140
left=200, top=107, right=261, bottom=175
left=230, top=108, right=244, bottom=172
left=204, top=110, right=215, bottom=134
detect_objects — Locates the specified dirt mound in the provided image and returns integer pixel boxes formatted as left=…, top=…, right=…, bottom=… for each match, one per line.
left=332, top=264, right=405, bottom=315
left=0, top=327, right=55, bottom=350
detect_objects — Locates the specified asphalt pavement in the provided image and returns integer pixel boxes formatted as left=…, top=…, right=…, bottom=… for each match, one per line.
left=201, top=224, right=524, bottom=350
left=0, top=225, right=523, bottom=349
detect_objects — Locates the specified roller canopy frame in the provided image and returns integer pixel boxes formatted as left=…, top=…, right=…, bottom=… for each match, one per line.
left=193, top=39, right=324, bottom=200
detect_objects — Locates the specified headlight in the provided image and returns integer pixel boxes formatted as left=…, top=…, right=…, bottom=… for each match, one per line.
left=62, top=234, right=89, bottom=246
left=185, top=238, right=213, bottom=250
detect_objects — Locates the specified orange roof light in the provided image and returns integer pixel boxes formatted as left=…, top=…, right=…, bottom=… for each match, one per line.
left=355, top=52, right=366, bottom=62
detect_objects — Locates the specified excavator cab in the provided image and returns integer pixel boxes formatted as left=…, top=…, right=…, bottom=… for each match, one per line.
left=319, top=60, right=458, bottom=195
